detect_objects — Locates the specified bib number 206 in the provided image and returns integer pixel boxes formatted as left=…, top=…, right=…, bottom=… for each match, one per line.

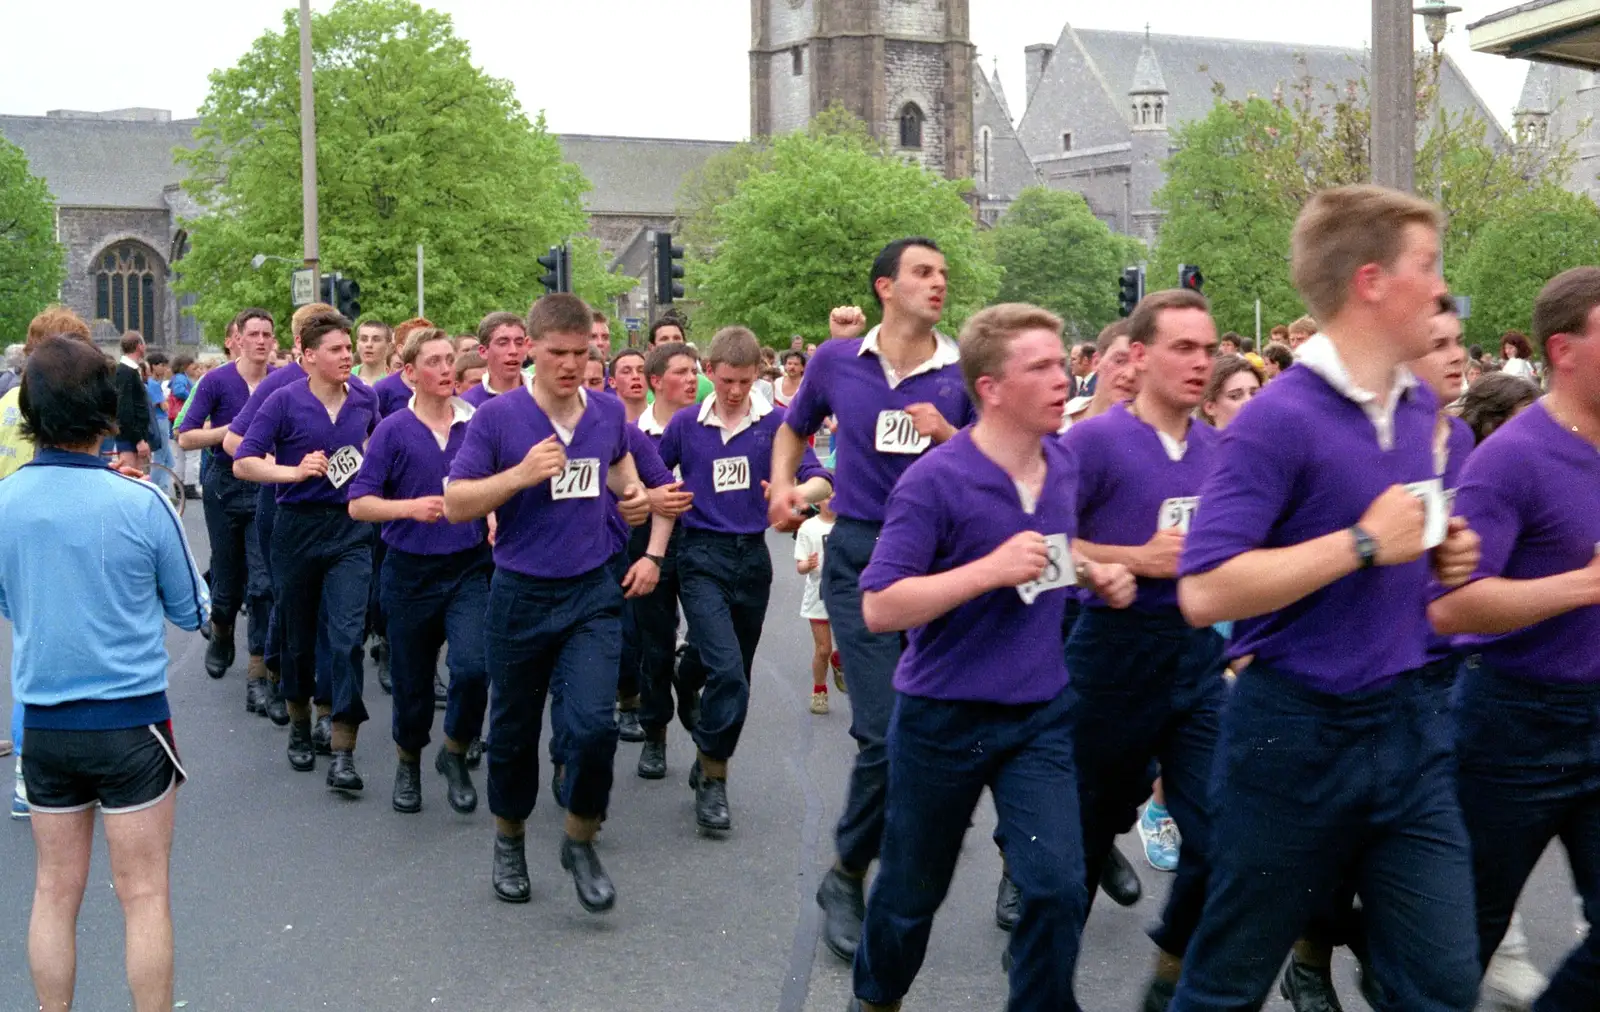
left=874, top=410, right=930, bottom=455
left=551, top=458, right=601, bottom=500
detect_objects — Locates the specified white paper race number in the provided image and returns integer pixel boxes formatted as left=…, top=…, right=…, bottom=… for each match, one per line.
left=551, top=457, right=601, bottom=500
left=874, top=410, right=930, bottom=455
left=1158, top=496, right=1200, bottom=534
left=1403, top=478, right=1448, bottom=550
left=712, top=456, right=750, bottom=493
left=1016, top=533, right=1076, bottom=605
left=326, top=445, right=363, bottom=489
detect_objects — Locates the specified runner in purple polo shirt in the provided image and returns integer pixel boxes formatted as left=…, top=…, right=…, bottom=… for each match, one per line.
left=658, top=326, right=832, bottom=836
left=767, top=237, right=975, bottom=963
left=461, top=311, right=527, bottom=408
left=1169, top=185, right=1482, bottom=1012
left=1430, top=265, right=1600, bottom=1012
left=443, top=293, right=650, bottom=915
left=847, top=303, right=1133, bottom=1012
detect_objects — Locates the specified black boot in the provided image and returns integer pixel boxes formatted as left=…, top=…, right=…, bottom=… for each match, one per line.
left=615, top=706, right=645, bottom=743
left=816, top=866, right=866, bottom=962
left=392, top=758, right=421, bottom=813
left=560, top=836, right=616, bottom=913
left=246, top=678, right=271, bottom=715
left=636, top=740, right=667, bottom=780
left=695, top=775, right=731, bottom=834
left=493, top=833, right=530, bottom=903
left=1279, top=954, right=1346, bottom=1012
left=265, top=681, right=290, bottom=726
left=1100, top=845, right=1143, bottom=907
left=995, top=871, right=1021, bottom=931
left=204, top=622, right=234, bottom=678
left=434, top=745, right=478, bottom=814
left=327, top=749, right=364, bottom=794
left=312, top=715, right=333, bottom=756
left=287, top=720, right=315, bottom=772
left=465, top=736, right=484, bottom=770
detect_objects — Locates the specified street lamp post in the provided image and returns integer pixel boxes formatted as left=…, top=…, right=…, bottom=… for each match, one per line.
left=298, top=0, right=320, bottom=296
left=1416, top=0, right=1462, bottom=208
left=1373, top=0, right=1417, bottom=192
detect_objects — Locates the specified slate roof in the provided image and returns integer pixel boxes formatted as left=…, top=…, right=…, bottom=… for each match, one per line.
left=557, top=134, right=738, bottom=216
left=0, top=113, right=200, bottom=209
left=1129, top=42, right=1169, bottom=95
left=972, top=67, right=1042, bottom=205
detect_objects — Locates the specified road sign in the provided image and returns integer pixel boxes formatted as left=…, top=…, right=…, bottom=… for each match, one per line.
left=623, top=317, right=642, bottom=332
left=1455, top=295, right=1472, bottom=320
left=291, top=268, right=314, bottom=307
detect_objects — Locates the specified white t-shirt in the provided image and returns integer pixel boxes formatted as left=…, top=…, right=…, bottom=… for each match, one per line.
left=795, top=515, right=835, bottom=621
left=1501, top=357, right=1536, bottom=382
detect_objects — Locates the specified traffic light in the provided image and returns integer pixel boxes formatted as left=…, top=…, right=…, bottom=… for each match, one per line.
left=319, top=273, right=335, bottom=307
left=334, top=275, right=360, bottom=319
left=1117, top=266, right=1145, bottom=317
left=538, top=244, right=571, bottom=294
left=655, top=231, right=685, bottom=305
left=1179, top=264, right=1204, bottom=292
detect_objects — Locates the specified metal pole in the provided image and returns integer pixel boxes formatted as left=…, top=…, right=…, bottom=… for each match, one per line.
left=298, top=0, right=321, bottom=294
left=416, top=244, right=425, bottom=318
left=1255, top=299, right=1262, bottom=344
left=1371, top=0, right=1416, bottom=192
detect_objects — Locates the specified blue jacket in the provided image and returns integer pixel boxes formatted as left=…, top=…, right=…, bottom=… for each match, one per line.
left=0, top=449, right=210, bottom=729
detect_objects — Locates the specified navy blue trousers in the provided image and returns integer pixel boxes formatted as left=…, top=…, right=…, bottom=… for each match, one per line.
left=855, top=688, right=1087, bottom=1011
left=633, top=526, right=707, bottom=736
left=486, top=565, right=621, bottom=823
left=257, top=486, right=332, bottom=703
left=1457, top=658, right=1600, bottom=1012
left=201, top=463, right=271, bottom=656
left=380, top=545, right=490, bottom=754
left=269, top=505, right=373, bottom=727
left=677, top=530, right=771, bottom=762
left=1170, top=664, right=1479, bottom=1012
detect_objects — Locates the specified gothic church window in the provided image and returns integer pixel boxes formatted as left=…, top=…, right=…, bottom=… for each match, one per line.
left=1154, top=99, right=1165, bottom=126
left=1141, top=101, right=1151, bottom=125
left=978, top=126, right=992, bottom=183
left=94, top=242, right=158, bottom=340
left=899, top=103, right=923, bottom=149
left=792, top=46, right=804, bottom=75
left=1062, top=131, right=1073, bottom=152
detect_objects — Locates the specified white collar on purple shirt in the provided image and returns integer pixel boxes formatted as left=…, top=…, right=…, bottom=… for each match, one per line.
left=697, top=386, right=772, bottom=443
left=526, top=382, right=587, bottom=445
left=857, top=325, right=959, bottom=390
left=118, top=355, right=141, bottom=372
left=405, top=394, right=476, bottom=451
left=1294, top=333, right=1419, bottom=452
left=637, top=402, right=672, bottom=437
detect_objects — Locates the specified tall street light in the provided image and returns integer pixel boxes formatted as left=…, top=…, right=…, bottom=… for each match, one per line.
left=1373, top=0, right=1417, bottom=192
left=1416, top=0, right=1462, bottom=207
left=298, top=0, right=321, bottom=295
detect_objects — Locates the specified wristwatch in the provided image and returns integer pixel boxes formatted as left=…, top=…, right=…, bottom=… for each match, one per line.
left=1349, top=525, right=1378, bottom=570
left=643, top=553, right=666, bottom=568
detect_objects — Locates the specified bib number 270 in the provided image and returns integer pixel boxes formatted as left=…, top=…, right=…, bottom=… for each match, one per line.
left=551, top=458, right=601, bottom=500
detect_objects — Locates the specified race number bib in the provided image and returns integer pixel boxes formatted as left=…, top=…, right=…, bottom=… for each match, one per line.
left=551, top=458, right=601, bottom=500
left=1158, top=496, right=1200, bottom=534
left=712, top=456, right=750, bottom=493
left=1404, top=478, right=1448, bottom=550
left=874, top=410, right=930, bottom=455
left=326, top=445, right=363, bottom=489
left=1016, top=533, right=1075, bottom=605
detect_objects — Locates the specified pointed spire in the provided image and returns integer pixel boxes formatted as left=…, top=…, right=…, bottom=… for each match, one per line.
left=1130, top=32, right=1168, bottom=96
left=1515, top=64, right=1552, bottom=115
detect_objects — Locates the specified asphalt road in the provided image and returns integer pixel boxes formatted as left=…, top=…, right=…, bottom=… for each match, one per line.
left=0, top=509, right=1579, bottom=1011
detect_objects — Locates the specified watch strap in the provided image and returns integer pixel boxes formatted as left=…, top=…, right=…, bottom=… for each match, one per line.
left=1349, top=525, right=1378, bottom=570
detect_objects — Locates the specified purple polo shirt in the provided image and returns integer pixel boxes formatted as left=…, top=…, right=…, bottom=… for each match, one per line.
left=660, top=400, right=829, bottom=535
left=347, top=402, right=487, bottom=555
left=783, top=333, right=974, bottom=525
left=1441, top=402, right=1600, bottom=682
left=373, top=372, right=413, bottom=418
left=229, top=361, right=305, bottom=437
left=1063, top=403, right=1219, bottom=611
left=1425, top=414, right=1476, bottom=662
left=861, top=429, right=1076, bottom=705
left=176, top=361, right=272, bottom=466
left=603, top=412, right=677, bottom=555
left=448, top=386, right=628, bottom=579
left=1179, top=366, right=1440, bottom=694
left=460, top=373, right=524, bottom=409
left=236, top=378, right=381, bottom=507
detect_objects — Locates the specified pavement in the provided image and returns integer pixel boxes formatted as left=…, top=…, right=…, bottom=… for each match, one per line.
left=0, top=511, right=1579, bottom=1011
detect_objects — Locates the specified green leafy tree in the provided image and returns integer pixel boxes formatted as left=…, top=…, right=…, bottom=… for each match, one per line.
left=685, top=107, right=998, bottom=343
left=176, top=0, right=631, bottom=341
left=1457, top=186, right=1600, bottom=347
left=985, top=187, right=1145, bottom=339
left=0, top=136, right=66, bottom=342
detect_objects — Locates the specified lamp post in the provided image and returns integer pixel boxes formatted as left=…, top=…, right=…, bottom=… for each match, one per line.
left=1415, top=0, right=1462, bottom=207
left=298, top=0, right=320, bottom=296
left=1373, top=0, right=1416, bottom=191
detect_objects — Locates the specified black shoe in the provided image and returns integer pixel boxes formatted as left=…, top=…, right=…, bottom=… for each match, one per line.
left=312, top=715, right=333, bottom=756
left=559, top=837, right=616, bottom=913
left=1100, top=845, right=1143, bottom=908
left=465, top=737, right=484, bottom=770
left=1279, top=954, right=1346, bottom=1012
left=246, top=679, right=270, bottom=715
left=392, top=758, right=421, bottom=813
left=327, top=749, right=363, bottom=794
left=616, top=707, right=645, bottom=743
left=637, top=740, right=667, bottom=780
left=435, top=745, right=478, bottom=814
left=184, top=484, right=202, bottom=500
left=695, top=776, right=731, bottom=833
left=204, top=623, right=234, bottom=678
left=287, top=721, right=315, bottom=772
left=1142, top=975, right=1177, bottom=1012
left=493, top=833, right=530, bottom=904
left=266, top=683, right=290, bottom=726
left=433, top=672, right=447, bottom=709
left=551, top=764, right=566, bottom=809
left=373, top=640, right=391, bottom=694
left=995, top=871, right=1020, bottom=932
left=816, top=866, right=866, bottom=962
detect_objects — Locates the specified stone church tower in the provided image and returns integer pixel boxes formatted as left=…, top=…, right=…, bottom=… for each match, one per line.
left=750, top=0, right=974, bottom=179
left=1127, top=37, right=1169, bottom=247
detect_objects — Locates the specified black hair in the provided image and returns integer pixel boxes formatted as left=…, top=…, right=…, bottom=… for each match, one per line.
left=649, top=314, right=687, bottom=345
left=233, top=307, right=275, bottom=333
left=18, top=337, right=120, bottom=448
left=301, top=311, right=353, bottom=351
left=869, top=237, right=941, bottom=309
left=780, top=350, right=807, bottom=367
left=146, top=351, right=170, bottom=368
left=609, top=346, right=646, bottom=378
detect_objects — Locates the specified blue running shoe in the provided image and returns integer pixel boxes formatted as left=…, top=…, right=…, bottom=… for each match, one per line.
left=1138, top=801, right=1179, bottom=872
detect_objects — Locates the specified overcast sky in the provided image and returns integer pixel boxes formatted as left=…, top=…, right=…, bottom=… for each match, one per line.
left=0, top=1, right=1535, bottom=137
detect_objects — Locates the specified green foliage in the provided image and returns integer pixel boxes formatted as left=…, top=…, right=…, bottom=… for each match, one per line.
left=683, top=106, right=998, bottom=343
left=0, top=136, right=66, bottom=343
left=985, top=187, right=1145, bottom=339
left=1152, top=58, right=1578, bottom=335
left=176, top=0, right=630, bottom=341
left=1456, top=186, right=1600, bottom=347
